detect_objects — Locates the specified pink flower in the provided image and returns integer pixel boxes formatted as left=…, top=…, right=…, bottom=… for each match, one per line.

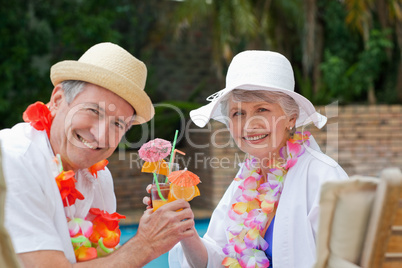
left=227, top=209, right=247, bottom=236
left=223, top=236, right=247, bottom=255
left=239, top=248, right=270, bottom=268
left=244, top=210, right=268, bottom=231
left=68, top=218, right=93, bottom=237
left=244, top=228, right=269, bottom=250
left=238, top=176, right=259, bottom=202
left=235, top=158, right=260, bottom=181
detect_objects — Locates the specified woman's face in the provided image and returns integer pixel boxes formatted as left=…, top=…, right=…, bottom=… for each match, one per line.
left=228, top=98, right=295, bottom=164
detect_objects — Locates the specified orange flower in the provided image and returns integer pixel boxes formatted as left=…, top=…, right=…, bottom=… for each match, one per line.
left=88, top=159, right=109, bottom=178
left=88, top=208, right=125, bottom=247
left=23, top=101, right=52, bottom=138
left=89, top=221, right=121, bottom=248
left=74, top=245, right=98, bottom=262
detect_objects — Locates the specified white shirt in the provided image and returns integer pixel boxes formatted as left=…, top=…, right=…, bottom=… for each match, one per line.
left=1, top=123, right=116, bottom=263
left=169, top=136, right=349, bottom=268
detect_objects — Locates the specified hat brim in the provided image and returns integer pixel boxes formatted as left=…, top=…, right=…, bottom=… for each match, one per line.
left=51, top=61, right=155, bottom=125
left=190, top=84, right=327, bottom=129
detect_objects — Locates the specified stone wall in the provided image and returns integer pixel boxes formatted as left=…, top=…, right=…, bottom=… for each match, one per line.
left=109, top=105, right=402, bottom=210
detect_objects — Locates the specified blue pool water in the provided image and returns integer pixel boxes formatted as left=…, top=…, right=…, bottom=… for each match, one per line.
left=120, top=218, right=210, bottom=268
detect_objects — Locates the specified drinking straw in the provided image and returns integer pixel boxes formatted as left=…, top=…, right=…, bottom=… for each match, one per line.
left=171, top=149, right=186, bottom=169
left=166, top=130, right=179, bottom=182
left=153, top=172, right=166, bottom=201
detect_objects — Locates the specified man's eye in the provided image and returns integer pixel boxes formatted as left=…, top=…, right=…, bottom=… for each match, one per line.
left=89, top=108, right=99, bottom=115
left=115, top=122, right=124, bottom=129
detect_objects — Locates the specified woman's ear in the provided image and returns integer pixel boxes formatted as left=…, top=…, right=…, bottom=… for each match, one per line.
left=48, top=84, right=64, bottom=116
left=288, top=115, right=297, bottom=129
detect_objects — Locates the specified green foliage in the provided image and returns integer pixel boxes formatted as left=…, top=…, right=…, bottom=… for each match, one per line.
left=1, top=0, right=401, bottom=136
left=0, top=0, right=160, bottom=129
left=318, top=0, right=396, bottom=104
left=320, top=28, right=393, bottom=103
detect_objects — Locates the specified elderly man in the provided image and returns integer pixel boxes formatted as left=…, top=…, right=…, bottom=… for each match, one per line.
left=1, top=43, right=194, bottom=267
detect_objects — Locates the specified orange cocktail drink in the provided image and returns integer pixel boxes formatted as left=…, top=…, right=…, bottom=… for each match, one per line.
left=150, top=183, right=170, bottom=211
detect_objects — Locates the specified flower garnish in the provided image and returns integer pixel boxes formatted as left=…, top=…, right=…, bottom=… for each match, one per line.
left=222, top=131, right=311, bottom=268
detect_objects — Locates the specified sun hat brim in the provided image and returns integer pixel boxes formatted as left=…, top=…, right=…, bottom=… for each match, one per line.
left=190, top=84, right=327, bottom=129
left=51, top=60, right=154, bottom=125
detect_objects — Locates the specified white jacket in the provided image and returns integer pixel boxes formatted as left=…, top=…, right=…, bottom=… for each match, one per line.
left=1, top=123, right=117, bottom=263
left=169, top=136, right=348, bottom=268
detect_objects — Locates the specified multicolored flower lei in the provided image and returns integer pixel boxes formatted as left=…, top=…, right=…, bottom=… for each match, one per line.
left=23, top=101, right=126, bottom=262
left=222, top=131, right=311, bottom=268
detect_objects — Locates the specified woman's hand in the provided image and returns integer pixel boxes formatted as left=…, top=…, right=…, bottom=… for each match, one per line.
left=143, top=184, right=152, bottom=209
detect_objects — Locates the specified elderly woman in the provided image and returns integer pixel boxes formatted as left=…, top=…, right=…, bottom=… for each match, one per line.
left=168, top=50, right=348, bottom=268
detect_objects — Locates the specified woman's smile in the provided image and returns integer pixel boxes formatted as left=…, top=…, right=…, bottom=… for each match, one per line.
left=243, top=133, right=269, bottom=142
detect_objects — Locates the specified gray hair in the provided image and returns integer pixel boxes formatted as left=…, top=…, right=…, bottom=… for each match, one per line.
left=60, top=80, right=87, bottom=103
left=220, top=89, right=300, bottom=121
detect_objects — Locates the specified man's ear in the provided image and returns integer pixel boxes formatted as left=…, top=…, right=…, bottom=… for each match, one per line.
left=48, top=84, right=64, bottom=116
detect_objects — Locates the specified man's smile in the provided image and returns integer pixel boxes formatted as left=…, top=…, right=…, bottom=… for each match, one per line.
left=78, top=135, right=98, bottom=150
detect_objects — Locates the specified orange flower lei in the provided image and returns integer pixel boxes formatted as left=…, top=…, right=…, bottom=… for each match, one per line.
left=23, top=102, right=125, bottom=262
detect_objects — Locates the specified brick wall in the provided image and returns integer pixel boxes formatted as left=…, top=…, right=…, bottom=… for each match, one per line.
left=109, top=105, right=402, bottom=210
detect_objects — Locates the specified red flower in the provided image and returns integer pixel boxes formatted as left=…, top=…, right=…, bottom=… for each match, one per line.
left=55, top=170, right=84, bottom=207
left=88, top=208, right=125, bottom=248
left=23, top=101, right=53, bottom=138
left=89, top=208, right=126, bottom=231
left=88, top=159, right=109, bottom=178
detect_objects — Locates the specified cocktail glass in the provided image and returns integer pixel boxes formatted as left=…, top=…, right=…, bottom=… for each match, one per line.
left=150, top=163, right=179, bottom=211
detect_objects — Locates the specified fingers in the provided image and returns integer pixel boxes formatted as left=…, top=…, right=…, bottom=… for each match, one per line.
left=146, top=184, right=152, bottom=193
left=143, top=196, right=151, bottom=206
left=163, top=199, right=191, bottom=211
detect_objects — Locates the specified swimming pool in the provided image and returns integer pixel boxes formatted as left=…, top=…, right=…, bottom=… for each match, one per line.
left=120, top=218, right=210, bottom=268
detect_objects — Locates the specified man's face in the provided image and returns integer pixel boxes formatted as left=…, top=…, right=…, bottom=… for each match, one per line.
left=49, top=83, right=134, bottom=171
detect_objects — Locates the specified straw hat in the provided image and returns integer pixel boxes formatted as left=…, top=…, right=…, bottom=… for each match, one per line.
left=50, top=42, right=154, bottom=125
left=190, top=50, right=327, bottom=129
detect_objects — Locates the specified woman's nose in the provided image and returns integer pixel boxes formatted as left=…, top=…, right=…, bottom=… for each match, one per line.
left=244, top=114, right=266, bottom=130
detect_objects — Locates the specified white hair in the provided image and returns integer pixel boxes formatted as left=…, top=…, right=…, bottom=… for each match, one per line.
left=220, top=89, right=300, bottom=120
left=60, top=80, right=87, bottom=103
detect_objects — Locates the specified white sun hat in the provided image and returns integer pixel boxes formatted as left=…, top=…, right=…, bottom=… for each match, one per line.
left=50, top=42, right=154, bottom=125
left=190, top=50, right=327, bottom=129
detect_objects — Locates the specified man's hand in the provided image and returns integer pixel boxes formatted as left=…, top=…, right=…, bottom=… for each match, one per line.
left=18, top=200, right=195, bottom=268
left=134, top=199, right=195, bottom=258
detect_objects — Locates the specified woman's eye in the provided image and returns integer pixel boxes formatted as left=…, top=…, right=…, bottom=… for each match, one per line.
left=258, top=108, right=269, bottom=112
left=232, top=111, right=242, bottom=117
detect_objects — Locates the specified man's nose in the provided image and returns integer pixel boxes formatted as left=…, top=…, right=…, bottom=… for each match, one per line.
left=93, top=119, right=109, bottom=148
